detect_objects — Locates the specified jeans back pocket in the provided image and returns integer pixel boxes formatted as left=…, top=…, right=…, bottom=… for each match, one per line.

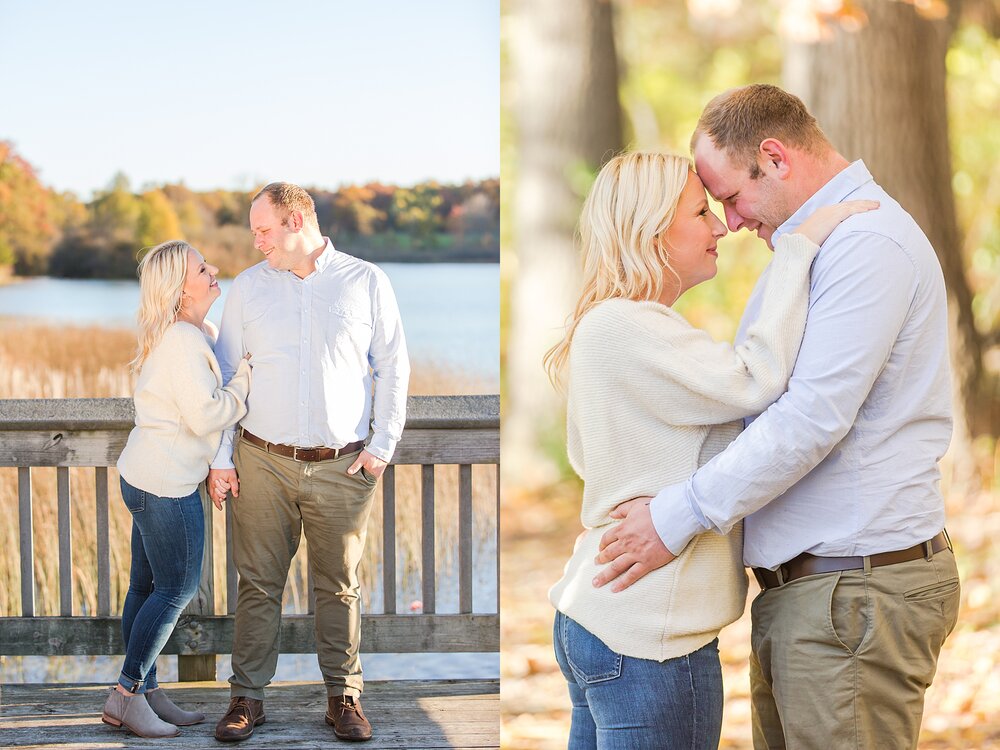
left=119, top=478, right=146, bottom=514
left=560, top=612, right=623, bottom=684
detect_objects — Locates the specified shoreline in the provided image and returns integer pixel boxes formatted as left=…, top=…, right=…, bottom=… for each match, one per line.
left=1, top=257, right=499, bottom=284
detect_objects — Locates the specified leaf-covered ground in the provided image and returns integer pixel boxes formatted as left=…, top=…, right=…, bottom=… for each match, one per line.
left=501, top=481, right=1000, bottom=749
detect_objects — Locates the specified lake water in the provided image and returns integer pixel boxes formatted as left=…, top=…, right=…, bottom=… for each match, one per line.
left=0, top=263, right=499, bottom=386
left=0, top=263, right=500, bottom=683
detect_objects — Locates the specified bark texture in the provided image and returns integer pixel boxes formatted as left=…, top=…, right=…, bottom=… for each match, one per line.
left=505, top=0, right=623, bottom=483
left=783, top=0, right=990, bottom=453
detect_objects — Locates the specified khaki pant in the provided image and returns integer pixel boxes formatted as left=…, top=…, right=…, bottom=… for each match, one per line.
left=749, top=548, right=960, bottom=750
left=228, top=438, right=378, bottom=700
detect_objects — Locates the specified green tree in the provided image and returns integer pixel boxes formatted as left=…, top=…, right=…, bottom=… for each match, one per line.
left=88, top=172, right=142, bottom=245
left=137, top=189, right=182, bottom=248
left=390, top=184, right=445, bottom=247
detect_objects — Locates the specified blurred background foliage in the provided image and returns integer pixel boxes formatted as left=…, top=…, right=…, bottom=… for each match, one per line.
left=0, top=145, right=500, bottom=278
left=500, top=1, right=1000, bottom=747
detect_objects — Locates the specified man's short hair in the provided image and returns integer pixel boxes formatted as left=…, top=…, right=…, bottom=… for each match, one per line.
left=692, top=84, right=831, bottom=178
left=252, top=181, right=320, bottom=228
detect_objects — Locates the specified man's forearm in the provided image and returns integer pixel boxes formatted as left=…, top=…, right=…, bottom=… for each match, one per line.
left=649, top=234, right=916, bottom=554
left=210, top=429, right=237, bottom=470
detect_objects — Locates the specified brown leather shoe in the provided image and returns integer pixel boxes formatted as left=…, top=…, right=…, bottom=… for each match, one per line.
left=214, top=697, right=265, bottom=743
left=325, top=695, right=372, bottom=741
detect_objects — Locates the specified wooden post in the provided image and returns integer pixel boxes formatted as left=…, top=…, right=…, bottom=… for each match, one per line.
left=178, top=483, right=216, bottom=682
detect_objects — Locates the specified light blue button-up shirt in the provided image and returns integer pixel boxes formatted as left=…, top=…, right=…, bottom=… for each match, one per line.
left=650, top=161, right=952, bottom=569
left=210, top=239, right=409, bottom=469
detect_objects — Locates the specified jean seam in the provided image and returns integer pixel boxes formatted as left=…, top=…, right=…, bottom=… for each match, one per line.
left=185, top=498, right=194, bottom=603
left=562, top=615, right=621, bottom=685
left=130, top=593, right=169, bottom=688
left=686, top=653, right=697, bottom=750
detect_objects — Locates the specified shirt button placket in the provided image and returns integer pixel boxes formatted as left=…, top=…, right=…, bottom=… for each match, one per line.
left=299, top=280, right=310, bottom=439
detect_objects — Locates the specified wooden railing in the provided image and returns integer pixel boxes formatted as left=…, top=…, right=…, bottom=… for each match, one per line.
left=0, top=395, right=499, bottom=681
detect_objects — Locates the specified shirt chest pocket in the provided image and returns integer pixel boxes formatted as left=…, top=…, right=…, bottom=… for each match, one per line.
left=325, top=304, right=374, bottom=359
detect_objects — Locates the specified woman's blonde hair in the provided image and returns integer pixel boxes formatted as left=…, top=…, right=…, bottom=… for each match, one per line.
left=129, top=240, right=192, bottom=373
left=544, top=151, right=692, bottom=388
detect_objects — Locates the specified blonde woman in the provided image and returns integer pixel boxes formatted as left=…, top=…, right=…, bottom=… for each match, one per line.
left=102, top=240, right=251, bottom=738
left=545, top=152, right=876, bottom=749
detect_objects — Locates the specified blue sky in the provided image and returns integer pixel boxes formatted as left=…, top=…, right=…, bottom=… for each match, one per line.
left=0, top=0, right=499, bottom=198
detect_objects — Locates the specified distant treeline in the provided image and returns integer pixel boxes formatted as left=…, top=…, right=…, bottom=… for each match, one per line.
left=0, top=142, right=499, bottom=279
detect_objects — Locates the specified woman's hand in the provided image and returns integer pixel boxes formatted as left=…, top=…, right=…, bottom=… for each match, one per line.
left=208, top=468, right=239, bottom=510
left=794, top=199, right=880, bottom=247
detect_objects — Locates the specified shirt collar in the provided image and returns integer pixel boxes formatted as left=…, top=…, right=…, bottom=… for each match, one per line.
left=772, top=160, right=873, bottom=243
left=314, top=237, right=336, bottom=272
left=266, top=237, right=336, bottom=279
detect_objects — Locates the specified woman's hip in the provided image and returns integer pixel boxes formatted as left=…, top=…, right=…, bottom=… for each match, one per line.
left=553, top=611, right=723, bottom=748
left=119, top=477, right=204, bottom=584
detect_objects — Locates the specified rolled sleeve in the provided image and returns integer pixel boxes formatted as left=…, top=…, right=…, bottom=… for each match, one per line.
left=650, top=482, right=706, bottom=555
left=367, top=268, right=410, bottom=461
left=210, top=275, right=247, bottom=470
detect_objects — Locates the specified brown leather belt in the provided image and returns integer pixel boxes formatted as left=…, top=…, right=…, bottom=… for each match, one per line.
left=241, top=429, right=365, bottom=462
left=752, top=530, right=952, bottom=591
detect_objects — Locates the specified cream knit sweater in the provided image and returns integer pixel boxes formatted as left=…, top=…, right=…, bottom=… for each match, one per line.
left=118, top=322, right=251, bottom=498
left=549, top=233, right=820, bottom=661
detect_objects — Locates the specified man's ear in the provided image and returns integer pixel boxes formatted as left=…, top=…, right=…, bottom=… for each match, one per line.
left=290, top=210, right=304, bottom=231
left=758, top=138, right=791, bottom=179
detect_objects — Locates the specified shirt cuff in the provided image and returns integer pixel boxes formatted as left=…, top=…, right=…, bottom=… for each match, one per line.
left=365, top=432, right=397, bottom=463
left=210, top=431, right=236, bottom=470
left=650, top=481, right=708, bottom=556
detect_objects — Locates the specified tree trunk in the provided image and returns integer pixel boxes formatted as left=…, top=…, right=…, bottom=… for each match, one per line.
left=504, top=0, right=623, bottom=485
left=782, top=0, right=987, bottom=487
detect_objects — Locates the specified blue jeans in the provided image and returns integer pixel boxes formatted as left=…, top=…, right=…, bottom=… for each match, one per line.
left=118, top=477, right=204, bottom=693
left=553, top=611, right=724, bottom=750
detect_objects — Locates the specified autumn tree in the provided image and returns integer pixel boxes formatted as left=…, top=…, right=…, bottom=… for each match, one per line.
left=779, top=0, right=999, bottom=475
left=0, top=142, right=59, bottom=274
left=504, top=0, right=624, bottom=482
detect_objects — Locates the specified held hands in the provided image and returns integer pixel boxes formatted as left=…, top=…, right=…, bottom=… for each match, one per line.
left=593, top=497, right=676, bottom=592
left=347, top=449, right=388, bottom=480
left=208, top=467, right=239, bottom=510
left=794, top=199, right=880, bottom=247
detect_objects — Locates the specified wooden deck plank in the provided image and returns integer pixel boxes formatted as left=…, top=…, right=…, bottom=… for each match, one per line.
left=0, top=679, right=499, bottom=749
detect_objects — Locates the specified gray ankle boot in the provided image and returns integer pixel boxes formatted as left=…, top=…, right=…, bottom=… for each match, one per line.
left=102, top=688, right=180, bottom=738
left=146, top=687, right=206, bottom=726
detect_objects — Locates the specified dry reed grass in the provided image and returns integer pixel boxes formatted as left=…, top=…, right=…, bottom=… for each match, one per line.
left=0, top=322, right=498, bottom=620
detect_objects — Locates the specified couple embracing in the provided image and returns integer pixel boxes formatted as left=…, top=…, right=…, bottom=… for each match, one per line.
left=102, top=182, right=409, bottom=742
left=548, top=85, right=960, bottom=749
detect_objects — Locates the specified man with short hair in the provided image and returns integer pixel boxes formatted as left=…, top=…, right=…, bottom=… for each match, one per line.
left=594, top=84, right=960, bottom=748
left=208, top=181, right=409, bottom=742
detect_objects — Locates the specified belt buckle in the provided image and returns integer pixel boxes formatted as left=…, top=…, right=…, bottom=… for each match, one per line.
left=293, top=446, right=317, bottom=462
left=292, top=446, right=331, bottom=462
